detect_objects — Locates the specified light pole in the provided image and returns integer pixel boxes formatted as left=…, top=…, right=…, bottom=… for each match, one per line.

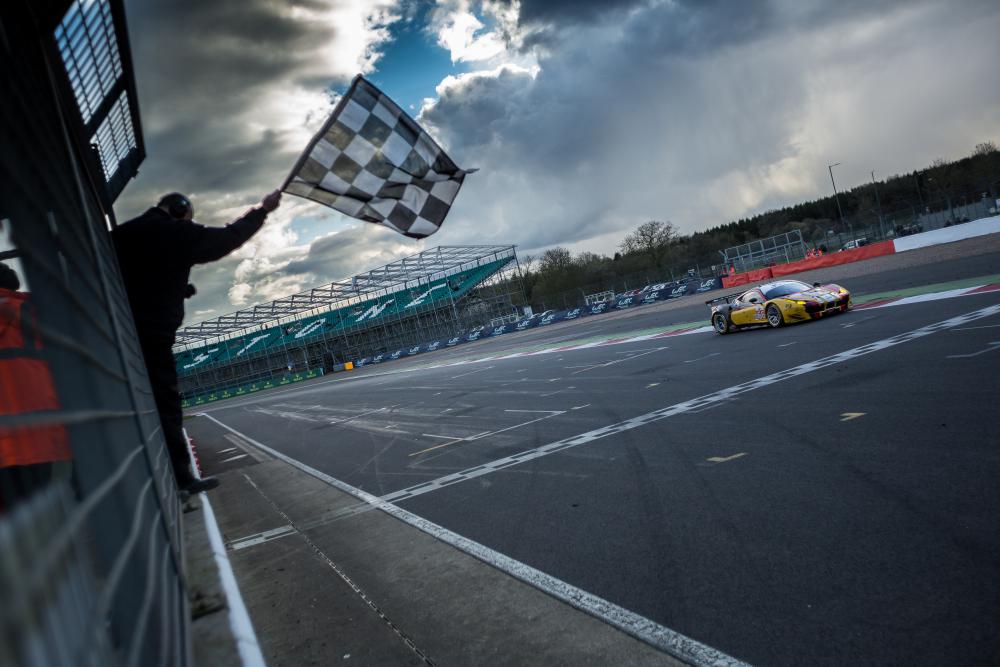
left=828, top=162, right=851, bottom=241
left=828, top=162, right=845, bottom=224
left=872, top=170, right=885, bottom=239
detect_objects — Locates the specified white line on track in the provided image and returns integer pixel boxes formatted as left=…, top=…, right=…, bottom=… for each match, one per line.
left=776, top=341, right=797, bottom=347
left=195, top=303, right=1000, bottom=665
left=195, top=413, right=748, bottom=667
left=946, top=341, right=1000, bottom=359
left=570, top=347, right=667, bottom=375
left=953, top=323, right=1000, bottom=331
left=373, top=302, right=1000, bottom=505
left=328, top=406, right=391, bottom=424
left=450, top=365, right=495, bottom=379
left=195, top=285, right=999, bottom=415
left=841, top=315, right=876, bottom=328
left=223, top=434, right=272, bottom=463
left=683, top=352, right=721, bottom=363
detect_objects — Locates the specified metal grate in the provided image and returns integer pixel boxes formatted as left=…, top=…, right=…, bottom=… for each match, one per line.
left=90, top=90, right=137, bottom=181
left=52, top=0, right=142, bottom=202
left=175, top=244, right=518, bottom=346
left=55, top=0, right=123, bottom=126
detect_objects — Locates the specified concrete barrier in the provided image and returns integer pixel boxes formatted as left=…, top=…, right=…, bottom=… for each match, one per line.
left=892, top=214, right=1000, bottom=253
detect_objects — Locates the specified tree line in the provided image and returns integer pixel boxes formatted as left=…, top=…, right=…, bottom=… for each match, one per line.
left=519, top=142, right=1000, bottom=308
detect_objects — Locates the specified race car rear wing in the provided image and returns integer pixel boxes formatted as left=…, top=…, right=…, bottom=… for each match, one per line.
left=705, top=292, right=742, bottom=306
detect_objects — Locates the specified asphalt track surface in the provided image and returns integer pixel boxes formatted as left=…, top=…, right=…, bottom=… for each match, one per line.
left=192, top=251, right=1000, bottom=666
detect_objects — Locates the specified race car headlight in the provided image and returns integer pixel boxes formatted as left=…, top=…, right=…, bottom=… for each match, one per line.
left=795, top=300, right=807, bottom=305
left=839, top=288, right=848, bottom=294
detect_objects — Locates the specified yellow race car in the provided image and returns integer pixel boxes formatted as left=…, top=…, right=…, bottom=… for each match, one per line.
left=707, top=279, right=851, bottom=334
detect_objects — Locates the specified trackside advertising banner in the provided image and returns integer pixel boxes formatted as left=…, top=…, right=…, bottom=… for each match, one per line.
left=352, top=277, right=724, bottom=367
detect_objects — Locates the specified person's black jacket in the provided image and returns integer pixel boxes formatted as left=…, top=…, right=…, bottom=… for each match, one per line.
left=112, top=206, right=267, bottom=339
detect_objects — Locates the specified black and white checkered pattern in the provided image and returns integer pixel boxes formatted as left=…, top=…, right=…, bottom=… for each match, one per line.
left=283, top=76, right=473, bottom=239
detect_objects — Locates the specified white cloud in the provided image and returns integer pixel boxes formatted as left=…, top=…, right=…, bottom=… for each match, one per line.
left=415, top=0, right=1000, bottom=258
left=118, top=0, right=405, bottom=324
left=117, top=0, right=1000, bottom=330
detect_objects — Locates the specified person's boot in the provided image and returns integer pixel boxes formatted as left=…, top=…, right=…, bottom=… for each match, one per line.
left=180, top=476, right=220, bottom=495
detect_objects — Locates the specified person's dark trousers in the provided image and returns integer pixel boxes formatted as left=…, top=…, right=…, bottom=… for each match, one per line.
left=0, top=464, right=52, bottom=513
left=138, top=332, right=194, bottom=488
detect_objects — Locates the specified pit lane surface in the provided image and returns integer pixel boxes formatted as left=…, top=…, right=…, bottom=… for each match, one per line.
left=190, top=262, right=1000, bottom=666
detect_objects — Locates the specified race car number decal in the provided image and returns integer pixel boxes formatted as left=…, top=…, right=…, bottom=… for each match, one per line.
left=755, top=305, right=765, bottom=320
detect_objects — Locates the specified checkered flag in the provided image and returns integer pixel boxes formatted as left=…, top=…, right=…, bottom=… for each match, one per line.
left=283, top=75, right=474, bottom=239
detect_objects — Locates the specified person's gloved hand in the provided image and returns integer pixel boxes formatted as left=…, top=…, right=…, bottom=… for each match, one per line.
left=261, top=190, right=282, bottom=213
left=185, top=283, right=197, bottom=299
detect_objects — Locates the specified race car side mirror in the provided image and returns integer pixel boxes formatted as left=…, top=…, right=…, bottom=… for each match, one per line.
left=813, top=282, right=821, bottom=287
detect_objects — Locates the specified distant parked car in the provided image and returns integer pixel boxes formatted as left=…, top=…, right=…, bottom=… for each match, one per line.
left=894, top=224, right=923, bottom=237
left=842, top=238, right=869, bottom=251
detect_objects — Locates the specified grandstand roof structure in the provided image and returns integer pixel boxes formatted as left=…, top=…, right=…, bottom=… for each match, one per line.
left=174, top=244, right=517, bottom=347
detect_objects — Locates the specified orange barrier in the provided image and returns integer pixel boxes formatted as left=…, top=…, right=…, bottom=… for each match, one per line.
left=770, top=241, right=894, bottom=276
left=723, top=241, right=895, bottom=288
left=723, top=267, right=771, bottom=288
left=722, top=273, right=749, bottom=288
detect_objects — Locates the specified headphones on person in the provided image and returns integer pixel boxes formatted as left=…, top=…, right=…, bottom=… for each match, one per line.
left=157, top=192, right=192, bottom=220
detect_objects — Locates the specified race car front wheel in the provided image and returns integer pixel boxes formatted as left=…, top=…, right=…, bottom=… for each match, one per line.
left=766, top=304, right=783, bottom=328
left=712, top=312, right=731, bottom=334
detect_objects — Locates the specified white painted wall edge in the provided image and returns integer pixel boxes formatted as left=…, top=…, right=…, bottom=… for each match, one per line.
left=184, top=429, right=267, bottom=667
left=201, top=494, right=268, bottom=667
left=893, top=214, right=1000, bottom=252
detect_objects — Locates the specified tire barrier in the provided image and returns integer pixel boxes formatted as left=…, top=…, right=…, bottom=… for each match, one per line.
left=353, top=277, right=726, bottom=368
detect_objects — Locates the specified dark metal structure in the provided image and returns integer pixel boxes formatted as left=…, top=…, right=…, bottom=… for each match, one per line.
left=1, top=1, right=188, bottom=665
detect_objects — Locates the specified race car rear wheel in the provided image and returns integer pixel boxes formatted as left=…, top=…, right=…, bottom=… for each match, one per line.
left=766, top=304, right=784, bottom=328
left=712, top=312, right=731, bottom=334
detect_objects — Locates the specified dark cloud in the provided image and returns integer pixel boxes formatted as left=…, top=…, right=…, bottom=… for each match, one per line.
left=116, top=0, right=406, bottom=325
left=506, top=0, right=641, bottom=26
left=116, top=0, right=1000, bottom=326
left=117, top=0, right=344, bottom=225
left=507, top=0, right=925, bottom=55
left=418, top=0, right=1000, bottom=257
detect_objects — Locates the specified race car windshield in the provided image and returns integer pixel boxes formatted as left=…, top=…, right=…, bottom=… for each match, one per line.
left=763, top=281, right=811, bottom=299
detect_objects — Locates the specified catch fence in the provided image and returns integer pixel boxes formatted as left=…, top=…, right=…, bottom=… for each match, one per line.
left=1, top=1, right=189, bottom=665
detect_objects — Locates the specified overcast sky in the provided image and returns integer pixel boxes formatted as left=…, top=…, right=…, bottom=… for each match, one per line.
left=116, top=0, right=1000, bottom=326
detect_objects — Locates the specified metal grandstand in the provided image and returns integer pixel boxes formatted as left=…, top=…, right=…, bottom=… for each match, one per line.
left=174, top=244, right=526, bottom=398
left=175, top=244, right=517, bottom=347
